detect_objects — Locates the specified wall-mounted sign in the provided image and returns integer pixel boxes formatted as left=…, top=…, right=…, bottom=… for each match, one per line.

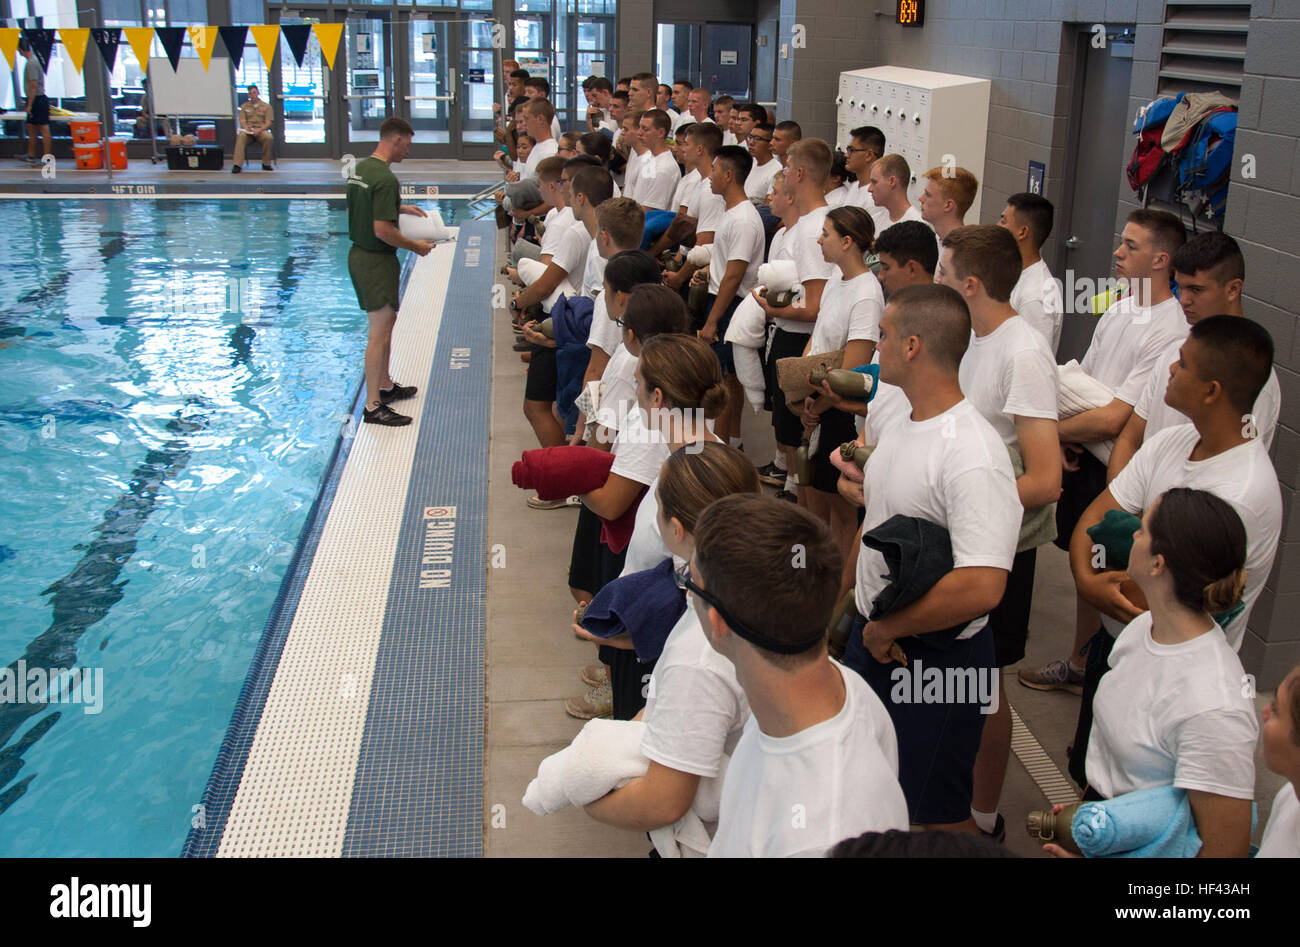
left=720, top=50, right=737, bottom=65
left=468, top=67, right=485, bottom=83
left=1027, top=160, right=1046, bottom=195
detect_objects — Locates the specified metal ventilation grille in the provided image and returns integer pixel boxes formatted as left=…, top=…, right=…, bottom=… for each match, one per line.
left=1158, top=0, right=1251, bottom=95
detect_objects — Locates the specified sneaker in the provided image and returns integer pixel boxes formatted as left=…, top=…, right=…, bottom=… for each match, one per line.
left=774, top=489, right=798, bottom=504
left=527, top=494, right=580, bottom=510
left=362, top=403, right=412, bottom=426
left=581, top=663, right=609, bottom=688
left=979, top=813, right=1006, bottom=844
left=564, top=682, right=612, bottom=719
left=262, top=163, right=274, bottom=171
left=379, top=382, right=417, bottom=404
left=1017, top=659, right=1085, bottom=696
left=231, top=165, right=241, bottom=173
left=512, top=339, right=531, bottom=352
left=756, top=461, right=785, bottom=487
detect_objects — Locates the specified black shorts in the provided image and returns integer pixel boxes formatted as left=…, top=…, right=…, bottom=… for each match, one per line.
left=601, top=646, right=655, bottom=721
left=26, top=94, right=50, bottom=127
left=568, top=504, right=626, bottom=597
left=988, top=547, right=1038, bottom=667
left=810, top=407, right=859, bottom=493
left=702, top=292, right=739, bottom=376
left=1054, top=448, right=1108, bottom=551
left=524, top=344, right=558, bottom=402
left=1069, top=627, right=1114, bottom=790
left=766, top=326, right=810, bottom=448
left=845, top=619, right=995, bottom=825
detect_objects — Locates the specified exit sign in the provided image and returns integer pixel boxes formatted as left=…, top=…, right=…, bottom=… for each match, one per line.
left=898, top=0, right=925, bottom=26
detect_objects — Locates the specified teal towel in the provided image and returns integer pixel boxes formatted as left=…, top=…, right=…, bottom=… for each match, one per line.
left=1086, top=509, right=1141, bottom=570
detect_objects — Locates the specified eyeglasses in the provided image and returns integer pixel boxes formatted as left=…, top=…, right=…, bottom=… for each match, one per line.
left=674, top=563, right=826, bottom=655
left=844, top=145, right=872, bottom=155
left=747, top=134, right=772, bottom=143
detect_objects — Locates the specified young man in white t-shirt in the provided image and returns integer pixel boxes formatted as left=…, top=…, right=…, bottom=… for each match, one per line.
left=838, top=125, right=885, bottom=213
left=866, top=153, right=927, bottom=236
left=919, top=166, right=977, bottom=242
left=742, top=122, right=780, bottom=201
left=1259, top=663, right=1300, bottom=857
left=998, top=192, right=1064, bottom=355
left=1109, top=230, right=1282, bottom=479
left=845, top=283, right=1022, bottom=831
left=628, top=108, right=681, bottom=212
left=939, top=225, right=1060, bottom=842
left=1021, top=208, right=1189, bottom=697
left=659, top=123, right=726, bottom=291
left=1063, top=315, right=1281, bottom=786
left=695, top=494, right=909, bottom=857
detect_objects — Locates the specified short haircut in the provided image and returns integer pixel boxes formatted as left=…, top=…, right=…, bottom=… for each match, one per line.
left=658, top=83, right=673, bottom=96
left=570, top=165, right=615, bottom=208
left=585, top=76, right=613, bottom=94
left=1005, top=192, right=1055, bottom=249
left=850, top=125, right=886, bottom=157
left=674, top=122, right=696, bottom=140
left=622, top=283, right=691, bottom=341
left=875, top=153, right=911, bottom=186
left=575, top=132, right=611, bottom=162
left=641, top=108, right=672, bottom=136
left=1127, top=207, right=1187, bottom=259
left=612, top=89, right=630, bottom=104
left=379, top=116, right=414, bottom=140
left=673, top=79, right=694, bottom=91
left=826, top=205, right=876, bottom=254
left=564, top=153, right=603, bottom=172
left=18, top=35, right=30, bottom=53
left=595, top=196, right=645, bottom=249
left=534, top=155, right=567, bottom=182
left=774, top=120, right=802, bottom=140
left=787, top=138, right=832, bottom=186
left=524, top=75, right=551, bottom=97
left=525, top=97, right=556, bottom=124
left=624, top=109, right=645, bottom=128
left=1188, top=315, right=1275, bottom=415
left=714, top=94, right=735, bottom=108
left=738, top=103, right=766, bottom=123
left=832, top=829, right=1019, bottom=858
left=604, top=250, right=664, bottom=294
left=829, top=150, right=848, bottom=183
left=617, top=76, right=632, bottom=87
left=689, top=121, right=724, bottom=157
left=632, top=71, right=657, bottom=85
left=753, top=121, right=775, bottom=137
left=247, top=84, right=258, bottom=92
left=693, top=494, right=841, bottom=669
left=509, top=68, right=530, bottom=82
left=557, top=131, right=580, bottom=152
left=942, top=225, right=1023, bottom=303
left=714, top=144, right=753, bottom=184
left=509, top=95, right=529, bottom=116
left=923, top=166, right=979, bottom=217
left=515, top=133, right=534, bottom=148
left=886, top=283, right=971, bottom=371
left=875, top=220, right=939, bottom=274
left=1172, top=230, right=1245, bottom=284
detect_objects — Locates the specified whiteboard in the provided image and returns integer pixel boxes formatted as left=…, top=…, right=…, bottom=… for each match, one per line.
left=149, top=57, right=235, bottom=117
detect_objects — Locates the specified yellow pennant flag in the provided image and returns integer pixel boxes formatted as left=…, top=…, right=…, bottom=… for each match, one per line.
left=0, top=28, right=18, bottom=70
left=188, top=26, right=219, bottom=70
left=58, top=28, right=91, bottom=73
left=312, top=23, right=343, bottom=70
left=124, top=27, right=154, bottom=74
left=249, top=25, right=280, bottom=69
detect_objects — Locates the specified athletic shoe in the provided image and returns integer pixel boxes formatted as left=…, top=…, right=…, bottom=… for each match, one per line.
left=362, top=403, right=412, bottom=426
left=231, top=165, right=241, bottom=173
left=581, top=663, right=609, bottom=688
left=527, top=494, right=580, bottom=510
left=512, top=339, right=531, bottom=352
left=564, top=682, right=613, bottom=719
left=262, top=163, right=274, bottom=171
left=379, top=382, right=417, bottom=404
left=756, top=461, right=785, bottom=487
left=774, top=489, right=798, bottom=504
left=1017, top=659, right=1085, bottom=696
left=980, top=813, right=1007, bottom=844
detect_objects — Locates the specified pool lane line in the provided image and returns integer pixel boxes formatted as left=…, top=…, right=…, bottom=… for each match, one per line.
left=0, top=403, right=211, bottom=816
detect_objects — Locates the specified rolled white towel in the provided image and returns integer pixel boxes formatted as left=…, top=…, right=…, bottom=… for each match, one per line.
left=731, top=345, right=767, bottom=412
left=1057, top=359, right=1114, bottom=419
left=757, top=260, right=798, bottom=293
left=723, top=292, right=767, bottom=349
left=686, top=244, right=711, bottom=268
left=522, top=718, right=649, bottom=816
left=397, top=209, right=451, bottom=242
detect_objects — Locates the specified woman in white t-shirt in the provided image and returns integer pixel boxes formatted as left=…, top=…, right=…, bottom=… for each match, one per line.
left=580, top=443, right=760, bottom=854
left=1258, top=662, right=1300, bottom=857
left=1047, top=487, right=1258, bottom=857
left=800, top=205, right=883, bottom=584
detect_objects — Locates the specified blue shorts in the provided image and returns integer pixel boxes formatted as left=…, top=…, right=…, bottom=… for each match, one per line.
left=844, top=615, right=994, bottom=825
left=702, top=292, right=739, bottom=375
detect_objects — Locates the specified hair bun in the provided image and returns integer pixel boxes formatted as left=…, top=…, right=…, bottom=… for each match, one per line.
left=1203, top=568, right=1246, bottom=615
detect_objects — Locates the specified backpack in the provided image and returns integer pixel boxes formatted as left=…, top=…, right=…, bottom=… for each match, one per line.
left=1126, top=94, right=1183, bottom=190
left=1126, top=93, right=1237, bottom=226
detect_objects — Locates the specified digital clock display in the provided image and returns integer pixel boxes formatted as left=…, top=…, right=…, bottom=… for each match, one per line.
left=897, top=0, right=925, bottom=26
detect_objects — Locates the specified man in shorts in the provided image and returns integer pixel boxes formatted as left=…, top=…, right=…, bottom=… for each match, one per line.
left=345, top=116, right=434, bottom=426
left=19, top=37, right=51, bottom=166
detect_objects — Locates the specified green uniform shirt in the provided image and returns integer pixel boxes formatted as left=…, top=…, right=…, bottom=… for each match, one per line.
left=346, top=156, right=400, bottom=254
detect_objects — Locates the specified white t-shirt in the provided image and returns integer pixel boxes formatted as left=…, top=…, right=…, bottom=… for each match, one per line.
left=1106, top=424, right=1282, bottom=649
left=1135, top=335, right=1282, bottom=450
left=610, top=401, right=669, bottom=486
left=957, top=315, right=1059, bottom=451
left=665, top=107, right=680, bottom=128
left=1078, top=294, right=1187, bottom=464
left=855, top=399, right=1022, bottom=635
left=744, top=156, right=780, bottom=201
left=775, top=205, right=833, bottom=335
left=619, top=469, right=671, bottom=577
left=551, top=115, right=563, bottom=140
left=869, top=202, right=925, bottom=240
left=522, top=136, right=558, bottom=179
left=1009, top=259, right=1064, bottom=356
left=538, top=206, right=577, bottom=258
left=586, top=292, right=623, bottom=356
left=595, top=344, right=636, bottom=432
left=578, top=236, right=604, bottom=298
left=808, top=270, right=885, bottom=356
left=707, top=200, right=766, bottom=297
left=824, top=185, right=849, bottom=206
left=709, top=661, right=909, bottom=858
left=721, top=129, right=738, bottom=148
left=1086, top=611, right=1258, bottom=801
left=622, top=148, right=647, bottom=198
left=672, top=168, right=701, bottom=212
left=688, top=181, right=725, bottom=237
left=1257, top=784, right=1300, bottom=857
left=546, top=223, right=590, bottom=291
left=631, top=149, right=682, bottom=212
left=673, top=112, right=701, bottom=135
left=838, top=180, right=879, bottom=214
left=642, top=607, right=750, bottom=781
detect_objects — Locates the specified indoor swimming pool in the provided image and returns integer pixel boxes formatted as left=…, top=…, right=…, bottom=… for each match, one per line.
left=0, top=196, right=461, bottom=856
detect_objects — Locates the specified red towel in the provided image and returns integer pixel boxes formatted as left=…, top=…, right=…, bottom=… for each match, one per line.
left=600, top=487, right=646, bottom=554
left=512, top=446, right=616, bottom=500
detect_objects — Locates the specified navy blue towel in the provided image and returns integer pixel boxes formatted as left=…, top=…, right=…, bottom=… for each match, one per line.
left=580, top=558, right=685, bottom=663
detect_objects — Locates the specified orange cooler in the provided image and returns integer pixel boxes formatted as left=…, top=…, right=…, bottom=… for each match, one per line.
left=70, top=121, right=101, bottom=144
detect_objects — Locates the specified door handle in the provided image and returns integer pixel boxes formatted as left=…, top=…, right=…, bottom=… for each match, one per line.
left=1065, top=235, right=1080, bottom=249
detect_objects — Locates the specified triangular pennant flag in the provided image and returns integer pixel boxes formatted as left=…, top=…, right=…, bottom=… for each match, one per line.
left=312, top=23, right=343, bottom=71
left=57, top=28, right=89, bottom=74
left=91, top=27, right=122, bottom=73
left=217, top=25, right=247, bottom=70
left=280, top=24, right=311, bottom=68
left=187, top=26, right=218, bottom=70
left=155, top=26, right=185, bottom=71
left=20, top=28, right=54, bottom=72
left=249, top=25, right=279, bottom=69
left=0, top=28, right=18, bottom=70
left=123, top=27, right=153, bottom=74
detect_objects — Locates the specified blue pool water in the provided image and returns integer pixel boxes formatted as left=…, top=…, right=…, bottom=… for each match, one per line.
left=0, top=197, right=459, bottom=857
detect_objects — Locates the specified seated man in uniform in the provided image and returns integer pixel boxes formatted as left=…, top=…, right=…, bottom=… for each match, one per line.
left=233, top=84, right=275, bottom=173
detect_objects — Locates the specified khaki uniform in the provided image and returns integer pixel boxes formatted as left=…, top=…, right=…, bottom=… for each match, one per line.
left=235, top=99, right=275, bottom=166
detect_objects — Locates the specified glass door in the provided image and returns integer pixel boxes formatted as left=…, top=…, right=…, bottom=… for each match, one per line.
left=459, top=15, right=499, bottom=149
left=404, top=14, right=456, bottom=155
left=274, top=9, right=330, bottom=156
left=341, top=14, right=394, bottom=149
